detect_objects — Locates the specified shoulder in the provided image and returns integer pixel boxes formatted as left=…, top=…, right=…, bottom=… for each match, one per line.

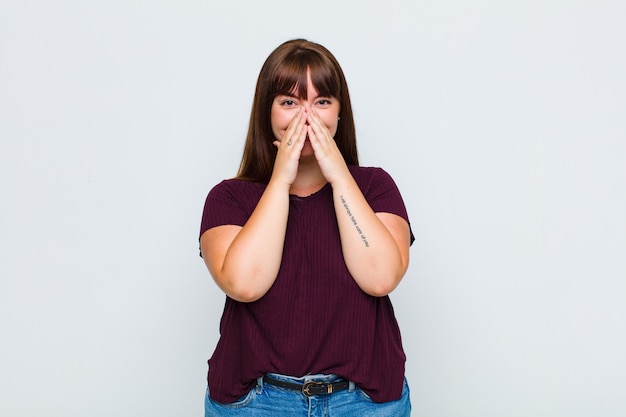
left=346, top=165, right=410, bottom=219
left=200, top=179, right=267, bottom=235
left=207, top=178, right=266, bottom=201
left=347, top=165, right=397, bottom=189
left=210, top=178, right=267, bottom=192
left=347, top=165, right=385, bottom=175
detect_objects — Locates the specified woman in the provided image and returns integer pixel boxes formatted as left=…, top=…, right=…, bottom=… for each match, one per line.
left=199, top=39, right=414, bottom=416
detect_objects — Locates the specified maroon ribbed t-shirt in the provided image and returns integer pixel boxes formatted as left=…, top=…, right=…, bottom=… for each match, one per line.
left=199, top=165, right=414, bottom=403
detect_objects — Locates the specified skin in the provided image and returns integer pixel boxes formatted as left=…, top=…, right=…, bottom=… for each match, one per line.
left=201, top=71, right=411, bottom=302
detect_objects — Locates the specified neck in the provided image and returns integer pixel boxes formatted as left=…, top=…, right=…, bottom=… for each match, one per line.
left=289, top=159, right=327, bottom=197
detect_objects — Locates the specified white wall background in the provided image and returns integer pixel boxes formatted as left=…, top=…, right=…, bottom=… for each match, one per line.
left=1, top=1, right=624, bottom=416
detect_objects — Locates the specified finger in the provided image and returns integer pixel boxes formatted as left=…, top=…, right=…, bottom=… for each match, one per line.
left=307, top=116, right=332, bottom=147
left=279, top=114, right=308, bottom=153
left=307, top=111, right=331, bottom=139
left=289, top=112, right=308, bottom=145
left=307, top=119, right=327, bottom=148
left=283, top=108, right=306, bottom=141
left=291, top=114, right=308, bottom=147
left=306, top=125, right=317, bottom=144
left=307, top=125, right=328, bottom=154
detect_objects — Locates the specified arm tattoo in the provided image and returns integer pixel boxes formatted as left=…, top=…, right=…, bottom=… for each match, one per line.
left=339, top=195, right=370, bottom=247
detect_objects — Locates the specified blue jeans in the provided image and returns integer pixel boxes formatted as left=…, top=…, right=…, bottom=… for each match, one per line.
left=204, top=373, right=411, bottom=416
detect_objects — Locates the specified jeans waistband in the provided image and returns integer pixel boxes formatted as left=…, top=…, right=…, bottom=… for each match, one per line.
left=266, top=373, right=344, bottom=383
left=258, top=373, right=356, bottom=395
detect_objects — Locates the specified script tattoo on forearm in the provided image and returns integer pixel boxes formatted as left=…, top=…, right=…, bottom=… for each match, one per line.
left=339, top=195, right=370, bottom=247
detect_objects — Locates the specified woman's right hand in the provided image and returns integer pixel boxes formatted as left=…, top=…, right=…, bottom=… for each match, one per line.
left=201, top=111, right=308, bottom=302
left=271, top=108, right=308, bottom=186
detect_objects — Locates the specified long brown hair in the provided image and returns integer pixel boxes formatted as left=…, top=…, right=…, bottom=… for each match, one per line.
left=236, top=39, right=358, bottom=182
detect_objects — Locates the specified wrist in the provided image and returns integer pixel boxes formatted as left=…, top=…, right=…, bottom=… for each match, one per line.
left=327, top=166, right=354, bottom=189
left=266, top=177, right=292, bottom=194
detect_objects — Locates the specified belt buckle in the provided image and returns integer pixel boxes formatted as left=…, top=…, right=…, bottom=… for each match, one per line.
left=302, top=381, right=328, bottom=397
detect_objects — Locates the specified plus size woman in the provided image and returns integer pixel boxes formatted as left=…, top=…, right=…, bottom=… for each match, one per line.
left=199, top=39, right=414, bottom=416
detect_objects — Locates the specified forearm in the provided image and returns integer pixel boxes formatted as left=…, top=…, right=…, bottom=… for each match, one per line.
left=332, top=175, right=409, bottom=297
left=217, top=180, right=291, bottom=301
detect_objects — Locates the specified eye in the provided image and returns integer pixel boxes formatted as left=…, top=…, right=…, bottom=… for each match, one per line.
left=316, top=98, right=333, bottom=106
left=279, top=98, right=298, bottom=107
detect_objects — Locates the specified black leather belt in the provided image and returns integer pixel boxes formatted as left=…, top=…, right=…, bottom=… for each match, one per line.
left=263, top=375, right=350, bottom=397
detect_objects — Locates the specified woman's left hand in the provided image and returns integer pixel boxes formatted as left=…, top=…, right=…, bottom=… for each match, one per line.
left=307, top=110, right=350, bottom=185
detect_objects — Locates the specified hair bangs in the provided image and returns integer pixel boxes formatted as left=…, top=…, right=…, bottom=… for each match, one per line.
left=308, top=58, right=341, bottom=100
left=273, top=59, right=309, bottom=99
left=272, top=50, right=340, bottom=100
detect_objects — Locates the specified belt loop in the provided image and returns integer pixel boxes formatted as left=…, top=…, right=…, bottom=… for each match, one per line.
left=256, top=376, right=264, bottom=394
left=348, top=381, right=355, bottom=392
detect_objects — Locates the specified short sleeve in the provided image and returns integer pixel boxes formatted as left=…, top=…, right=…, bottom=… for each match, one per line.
left=199, top=180, right=260, bottom=238
left=353, top=167, right=415, bottom=245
